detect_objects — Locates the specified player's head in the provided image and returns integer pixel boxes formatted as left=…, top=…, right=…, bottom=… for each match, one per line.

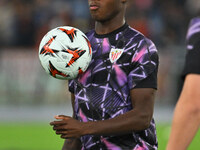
left=88, top=0, right=127, bottom=22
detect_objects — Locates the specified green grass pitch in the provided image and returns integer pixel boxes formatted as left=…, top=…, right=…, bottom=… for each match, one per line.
left=0, top=123, right=199, bottom=150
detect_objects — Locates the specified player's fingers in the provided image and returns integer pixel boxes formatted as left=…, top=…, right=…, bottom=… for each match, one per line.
left=53, top=124, right=67, bottom=130
left=55, top=115, right=71, bottom=120
left=61, top=134, right=71, bottom=139
left=60, top=130, right=80, bottom=139
left=50, top=120, right=66, bottom=126
left=56, top=130, right=68, bottom=135
left=61, top=134, right=79, bottom=139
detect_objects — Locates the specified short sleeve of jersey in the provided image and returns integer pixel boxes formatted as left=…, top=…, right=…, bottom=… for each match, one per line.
left=182, top=41, right=200, bottom=77
left=182, top=17, right=200, bottom=78
left=128, top=38, right=159, bottom=89
left=68, top=79, right=75, bottom=93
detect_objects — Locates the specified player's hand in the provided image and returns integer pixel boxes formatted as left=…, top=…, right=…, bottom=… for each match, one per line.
left=50, top=115, right=85, bottom=139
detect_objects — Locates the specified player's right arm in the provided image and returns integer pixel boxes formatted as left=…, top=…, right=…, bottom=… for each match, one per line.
left=166, top=74, right=200, bottom=150
left=62, top=93, right=82, bottom=150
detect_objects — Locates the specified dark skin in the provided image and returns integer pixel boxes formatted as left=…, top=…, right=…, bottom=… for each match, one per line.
left=51, top=89, right=156, bottom=136
left=50, top=0, right=157, bottom=149
left=50, top=89, right=156, bottom=149
left=89, top=0, right=127, bottom=34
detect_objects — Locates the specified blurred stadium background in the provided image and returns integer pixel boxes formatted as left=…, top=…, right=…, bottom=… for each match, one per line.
left=0, top=0, right=200, bottom=150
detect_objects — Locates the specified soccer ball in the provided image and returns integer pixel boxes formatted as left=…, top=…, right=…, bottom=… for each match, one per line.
left=38, top=26, right=92, bottom=80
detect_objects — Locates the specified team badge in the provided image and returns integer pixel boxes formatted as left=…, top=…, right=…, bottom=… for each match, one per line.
left=109, top=48, right=124, bottom=63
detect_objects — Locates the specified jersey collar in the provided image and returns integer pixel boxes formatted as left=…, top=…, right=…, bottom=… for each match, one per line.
left=94, top=23, right=128, bottom=38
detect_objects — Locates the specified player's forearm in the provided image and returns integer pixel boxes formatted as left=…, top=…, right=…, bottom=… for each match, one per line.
left=82, top=89, right=155, bottom=136
left=167, top=99, right=200, bottom=150
left=167, top=75, right=200, bottom=150
left=83, top=108, right=152, bottom=136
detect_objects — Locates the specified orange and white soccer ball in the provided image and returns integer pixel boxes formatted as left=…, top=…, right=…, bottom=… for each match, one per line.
left=38, top=26, right=92, bottom=80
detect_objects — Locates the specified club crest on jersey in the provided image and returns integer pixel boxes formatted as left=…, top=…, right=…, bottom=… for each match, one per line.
left=109, top=48, right=124, bottom=63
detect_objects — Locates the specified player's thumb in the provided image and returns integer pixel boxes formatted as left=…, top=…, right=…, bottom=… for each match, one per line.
left=54, top=115, right=71, bottom=120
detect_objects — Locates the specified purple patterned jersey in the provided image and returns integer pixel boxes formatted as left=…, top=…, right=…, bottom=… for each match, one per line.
left=183, top=17, right=200, bottom=77
left=69, top=23, right=159, bottom=150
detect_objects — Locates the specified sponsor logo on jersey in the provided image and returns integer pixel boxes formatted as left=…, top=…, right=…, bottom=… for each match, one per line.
left=109, top=48, right=124, bottom=63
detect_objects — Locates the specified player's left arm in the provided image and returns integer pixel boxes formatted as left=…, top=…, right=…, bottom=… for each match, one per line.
left=50, top=87, right=156, bottom=138
left=85, top=87, right=156, bottom=135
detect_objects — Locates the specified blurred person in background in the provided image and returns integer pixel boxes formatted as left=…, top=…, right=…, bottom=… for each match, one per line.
left=50, top=0, right=159, bottom=149
left=12, top=0, right=36, bottom=46
left=167, top=12, right=200, bottom=150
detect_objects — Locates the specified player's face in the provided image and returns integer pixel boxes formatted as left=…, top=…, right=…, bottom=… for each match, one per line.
left=88, top=0, right=125, bottom=22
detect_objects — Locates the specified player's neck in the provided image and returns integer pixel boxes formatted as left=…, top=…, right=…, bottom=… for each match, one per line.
left=95, top=17, right=125, bottom=35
